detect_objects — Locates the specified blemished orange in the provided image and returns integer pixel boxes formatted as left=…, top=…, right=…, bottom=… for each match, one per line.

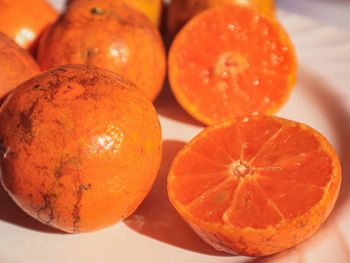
left=37, top=0, right=166, bottom=102
left=167, top=115, right=341, bottom=256
left=168, top=5, right=297, bottom=125
left=0, top=0, right=58, bottom=53
left=0, top=32, right=40, bottom=103
left=167, top=0, right=276, bottom=37
left=67, top=0, right=163, bottom=26
left=0, top=64, right=162, bottom=233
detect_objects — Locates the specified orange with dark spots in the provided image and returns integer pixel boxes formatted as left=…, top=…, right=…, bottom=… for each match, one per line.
left=67, top=0, right=163, bottom=27
left=0, top=64, right=162, bottom=233
left=168, top=115, right=341, bottom=256
left=0, top=0, right=58, bottom=53
left=167, top=0, right=276, bottom=37
left=37, top=0, right=166, bottom=102
left=168, top=5, right=297, bottom=125
left=0, top=32, right=39, bottom=103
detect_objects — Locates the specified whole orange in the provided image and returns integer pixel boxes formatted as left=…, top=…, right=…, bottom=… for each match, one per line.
left=0, top=0, right=58, bottom=53
left=0, top=32, right=39, bottom=103
left=37, top=0, right=166, bottom=102
left=0, top=64, right=162, bottom=233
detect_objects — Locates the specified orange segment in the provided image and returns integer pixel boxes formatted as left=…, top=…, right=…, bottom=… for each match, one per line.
left=167, top=115, right=341, bottom=256
left=256, top=176, right=324, bottom=220
left=168, top=5, right=297, bottom=125
left=225, top=177, right=283, bottom=229
left=188, top=178, right=239, bottom=223
left=170, top=170, right=230, bottom=205
left=252, top=125, right=321, bottom=167
left=258, top=151, right=333, bottom=187
left=236, top=116, right=283, bottom=161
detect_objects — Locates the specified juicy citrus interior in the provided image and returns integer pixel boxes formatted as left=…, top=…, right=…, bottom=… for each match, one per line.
left=168, top=115, right=341, bottom=256
left=168, top=5, right=297, bottom=125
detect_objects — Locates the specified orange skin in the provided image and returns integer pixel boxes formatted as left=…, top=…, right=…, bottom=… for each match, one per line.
left=0, top=0, right=58, bottom=54
left=168, top=115, right=342, bottom=256
left=67, top=0, right=163, bottom=27
left=126, top=0, right=163, bottom=27
left=167, top=0, right=276, bottom=37
left=37, top=0, right=166, bottom=102
left=0, top=64, right=162, bottom=233
left=0, top=32, right=40, bottom=103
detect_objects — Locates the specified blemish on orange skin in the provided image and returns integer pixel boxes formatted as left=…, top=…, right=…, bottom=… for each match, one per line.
left=53, top=82, right=86, bottom=103
left=67, top=0, right=163, bottom=27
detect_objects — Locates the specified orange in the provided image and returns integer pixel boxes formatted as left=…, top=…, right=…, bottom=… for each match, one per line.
left=67, top=0, right=163, bottom=26
left=126, top=0, right=163, bottom=27
left=0, top=0, right=58, bottom=53
left=167, top=0, right=276, bottom=37
left=0, top=64, right=162, bottom=233
left=168, top=5, right=297, bottom=125
left=0, top=32, right=39, bottom=103
left=168, top=115, right=341, bottom=256
left=37, top=0, right=166, bottom=102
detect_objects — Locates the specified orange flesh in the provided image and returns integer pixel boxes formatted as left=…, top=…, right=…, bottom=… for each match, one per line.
left=169, top=6, right=297, bottom=125
left=169, top=117, right=334, bottom=230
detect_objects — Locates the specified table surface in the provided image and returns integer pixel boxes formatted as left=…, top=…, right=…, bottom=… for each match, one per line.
left=277, top=0, right=350, bottom=31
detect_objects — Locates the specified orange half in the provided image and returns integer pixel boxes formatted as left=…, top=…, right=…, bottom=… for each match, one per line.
left=167, top=115, right=341, bottom=256
left=168, top=5, right=297, bottom=125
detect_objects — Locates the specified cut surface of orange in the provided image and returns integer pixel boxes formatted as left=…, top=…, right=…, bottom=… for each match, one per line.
left=167, top=115, right=341, bottom=256
left=168, top=5, right=297, bottom=125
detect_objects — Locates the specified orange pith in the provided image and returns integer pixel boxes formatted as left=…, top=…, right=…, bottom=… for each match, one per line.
left=168, top=115, right=341, bottom=256
left=168, top=5, right=297, bottom=125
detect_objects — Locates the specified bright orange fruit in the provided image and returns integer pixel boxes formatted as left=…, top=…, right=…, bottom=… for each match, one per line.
left=37, top=0, right=166, bottom=102
left=167, top=0, right=276, bottom=37
left=126, top=0, right=163, bottom=27
left=0, top=0, right=58, bottom=53
left=168, top=115, right=341, bottom=256
left=0, top=64, right=162, bottom=233
left=67, top=0, right=163, bottom=26
left=0, top=32, right=39, bottom=103
left=168, top=5, right=297, bottom=125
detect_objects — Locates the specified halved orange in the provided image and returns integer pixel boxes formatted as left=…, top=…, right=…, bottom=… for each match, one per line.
left=168, top=5, right=297, bottom=125
left=167, top=115, right=341, bottom=256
